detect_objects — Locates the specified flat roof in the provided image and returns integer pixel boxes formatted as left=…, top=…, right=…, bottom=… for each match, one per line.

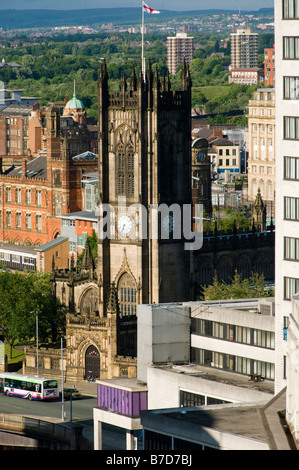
left=150, top=362, right=274, bottom=395
left=141, top=388, right=292, bottom=450
left=96, top=377, right=147, bottom=393
left=0, top=243, right=37, bottom=256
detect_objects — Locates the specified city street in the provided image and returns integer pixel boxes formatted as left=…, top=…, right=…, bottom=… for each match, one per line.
left=0, top=392, right=126, bottom=450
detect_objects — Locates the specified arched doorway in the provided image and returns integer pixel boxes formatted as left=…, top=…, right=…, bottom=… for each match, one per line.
left=85, top=345, right=100, bottom=379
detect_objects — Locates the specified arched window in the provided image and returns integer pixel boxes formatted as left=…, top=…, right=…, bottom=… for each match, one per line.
left=80, top=287, right=99, bottom=314
left=117, top=273, right=137, bottom=317
left=116, top=143, right=134, bottom=196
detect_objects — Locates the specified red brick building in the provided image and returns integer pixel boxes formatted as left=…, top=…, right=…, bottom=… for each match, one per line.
left=0, top=105, right=97, bottom=246
left=264, top=47, right=275, bottom=87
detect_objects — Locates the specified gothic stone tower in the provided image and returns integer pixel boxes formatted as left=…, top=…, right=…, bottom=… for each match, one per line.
left=97, top=60, right=192, bottom=319
left=50, top=62, right=193, bottom=381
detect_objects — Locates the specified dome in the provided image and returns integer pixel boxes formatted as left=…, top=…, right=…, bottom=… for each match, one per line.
left=65, top=93, right=84, bottom=110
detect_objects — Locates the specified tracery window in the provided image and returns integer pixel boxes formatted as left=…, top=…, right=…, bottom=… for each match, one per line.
left=117, top=144, right=134, bottom=196
left=80, top=287, right=99, bottom=314
left=117, top=273, right=137, bottom=317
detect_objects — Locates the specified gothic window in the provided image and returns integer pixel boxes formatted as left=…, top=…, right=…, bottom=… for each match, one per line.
left=159, top=125, right=177, bottom=200
left=80, top=287, right=99, bottom=314
left=117, top=273, right=137, bottom=317
left=53, top=170, right=62, bottom=188
left=116, top=143, right=134, bottom=196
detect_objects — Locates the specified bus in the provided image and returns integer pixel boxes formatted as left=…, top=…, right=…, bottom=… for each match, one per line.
left=0, top=373, right=59, bottom=400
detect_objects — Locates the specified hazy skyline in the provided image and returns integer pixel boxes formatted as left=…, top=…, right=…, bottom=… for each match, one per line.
left=0, top=0, right=274, bottom=11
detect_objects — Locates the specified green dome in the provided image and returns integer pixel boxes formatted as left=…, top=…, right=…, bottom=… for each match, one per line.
left=65, top=93, right=84, bottom=110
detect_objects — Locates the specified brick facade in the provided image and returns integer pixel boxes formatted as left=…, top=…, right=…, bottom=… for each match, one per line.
left=0, top=104, right=97, bottom=246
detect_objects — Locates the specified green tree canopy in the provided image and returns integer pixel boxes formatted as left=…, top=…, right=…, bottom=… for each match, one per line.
left=202, top=271, right=274, bottom=301
left=0, top=270, right=66, bottom=357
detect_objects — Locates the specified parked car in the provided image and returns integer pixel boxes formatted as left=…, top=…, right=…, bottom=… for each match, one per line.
left=63, top=388, right=83, bottom=400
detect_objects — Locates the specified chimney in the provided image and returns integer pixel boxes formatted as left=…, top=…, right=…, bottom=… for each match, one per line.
left=22, top=159, right=27, bottom=178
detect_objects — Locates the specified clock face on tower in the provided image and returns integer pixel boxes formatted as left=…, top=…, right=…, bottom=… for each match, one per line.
left=118, top=214, right=133, bottom=236
left=197, top=151, right=205, bottom=162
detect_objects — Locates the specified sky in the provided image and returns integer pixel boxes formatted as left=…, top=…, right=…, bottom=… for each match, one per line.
left=0, top=0, right=274, bottom=11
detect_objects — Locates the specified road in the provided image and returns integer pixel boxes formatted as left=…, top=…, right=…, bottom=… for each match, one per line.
left=0, top=392, right=126, bottom=450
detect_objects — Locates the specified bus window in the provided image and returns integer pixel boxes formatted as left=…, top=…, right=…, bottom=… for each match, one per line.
left=43, top=380, right=58, bottom=389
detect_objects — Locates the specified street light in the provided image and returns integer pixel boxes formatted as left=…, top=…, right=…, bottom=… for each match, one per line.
left=36, top=312, right=39, bottom=377
left=30, top=310, right=39, bottom=376
left=61, top=336, right=70, bottom=421
left=61, top=337, right=65, bottom=420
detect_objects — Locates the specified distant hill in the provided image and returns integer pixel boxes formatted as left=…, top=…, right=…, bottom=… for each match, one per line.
left=0, top=8, right=274, bottom=30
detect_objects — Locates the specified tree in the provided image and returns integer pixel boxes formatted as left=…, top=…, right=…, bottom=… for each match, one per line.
left=0, top=270, right=66, bottom=358
left=202, top=271, right=274, bottom=301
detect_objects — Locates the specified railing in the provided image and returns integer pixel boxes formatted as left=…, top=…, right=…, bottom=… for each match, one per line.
left=0, top=413, right=70, bottom=443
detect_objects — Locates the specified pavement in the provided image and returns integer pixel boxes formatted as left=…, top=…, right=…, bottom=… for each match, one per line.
left=64, top=380, right=98, bottom=398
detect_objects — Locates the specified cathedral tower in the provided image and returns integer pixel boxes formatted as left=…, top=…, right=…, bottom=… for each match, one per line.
left=97, top=60, right=193, bottom=323
left=47, top=62, right=193, bottom=381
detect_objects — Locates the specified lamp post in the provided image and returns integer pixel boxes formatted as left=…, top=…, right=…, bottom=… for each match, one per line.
left=61, top=336, right=65, bottom=420
left=30, top=310, right=39, bottom=376
left=61, top=336, right=70, bottom=421
left=70, top=389, right=73, bottom=450
left=36, top=312, right=39, bottom=377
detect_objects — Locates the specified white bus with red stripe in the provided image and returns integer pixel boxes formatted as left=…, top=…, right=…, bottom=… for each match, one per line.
left=0, top=372, right=59, bottom=400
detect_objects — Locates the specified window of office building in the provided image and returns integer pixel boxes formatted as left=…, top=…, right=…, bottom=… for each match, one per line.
left=6, top=187, right=11, bottom=203
left=283, top=0, right=299, bottom=18
left=192, top=318, right=274, bottom=350
left=26, top=213, right=31, bottom=230
left=69, top=241, right=76, bottom=253
left=284, top=236, right=299, bottom=260
left=191, top=348, right=274, bottom=380
left=16, top=188, right=22, bottom=204
left=36, top=190, right=42, bottom=206
left=283, top=36, right=299, bottom=59
left=180, top=390, right=205, bottom=407
left=284, top=196, right=299, bottom=220
left=25, top=189, right=31, bottom=205
left=284, top=276, right=299, bottom=299
left=16, top=212, right=21, bottom=229
left=36, top=214, right=42, bottom=232
left=284, top=76, right=299, bottom=99
left=6, top=211, right=11, bottom=228
left=284, top=116, right=299, bottom=139
left=284, top=156, right=299, bottom=179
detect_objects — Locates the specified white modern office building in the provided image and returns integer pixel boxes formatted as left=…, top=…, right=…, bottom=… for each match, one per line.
left=274, top=0, right=299, bottom=395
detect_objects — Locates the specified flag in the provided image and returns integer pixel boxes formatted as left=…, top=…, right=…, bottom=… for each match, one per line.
left=143, top=2, right=160, bottom=14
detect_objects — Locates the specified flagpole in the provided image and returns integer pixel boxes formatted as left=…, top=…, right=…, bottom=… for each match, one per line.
left=141, top=1, right=145, bottom=79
